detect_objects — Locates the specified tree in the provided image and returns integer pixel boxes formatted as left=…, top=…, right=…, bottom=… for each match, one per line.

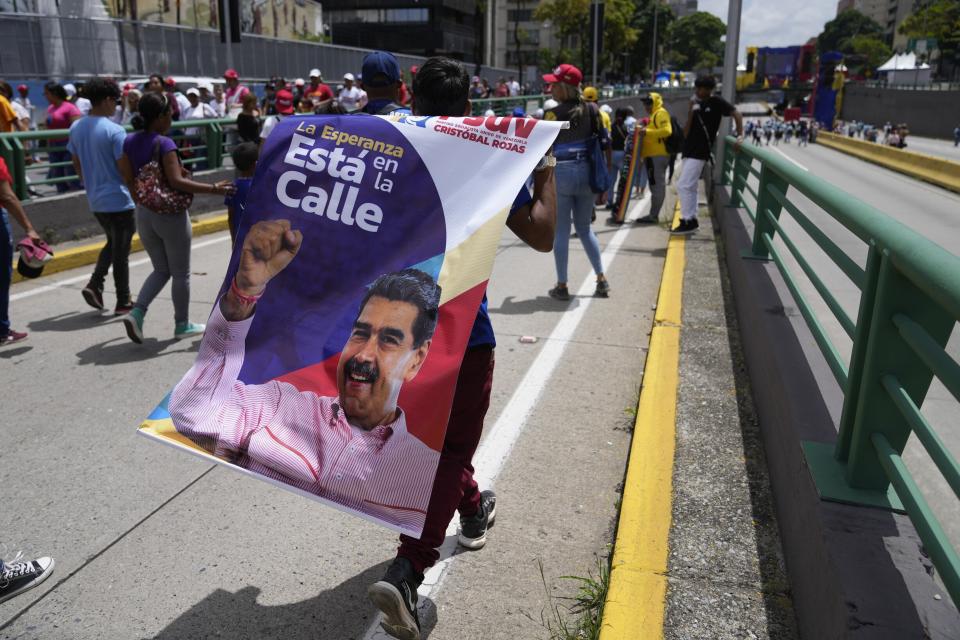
left=626, top=0, right=676, bottom=80
left=535, top=0, right=638, bottom=79
left=899, top=0, right=960, bottom=80
left=849, top=35, right=891, bottom=77
left=664, top=11, right=726, bottom=71
left=817, top=9, right=884, bottom=55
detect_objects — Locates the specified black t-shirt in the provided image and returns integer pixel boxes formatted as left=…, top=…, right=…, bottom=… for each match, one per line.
left=682, top=95, right=735, bottom=160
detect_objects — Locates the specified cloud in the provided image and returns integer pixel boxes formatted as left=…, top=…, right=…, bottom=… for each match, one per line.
left=696, top=0, right=836, bottom=61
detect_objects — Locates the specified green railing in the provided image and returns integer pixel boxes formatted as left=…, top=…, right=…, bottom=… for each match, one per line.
left=0, top=117, right=237, bottom=201
left=721, top=136, right=960, bottom=608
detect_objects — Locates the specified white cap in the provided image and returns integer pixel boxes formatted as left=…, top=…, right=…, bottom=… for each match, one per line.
left=197, top=81, right=213, bottom=92
left=484, top=109, right=496, bottom=117
left=295, top=78, right=305, bottom=86
left=343, top=72, right=355, bottom=81
left=534, top=108, right=544, bottom=119
left=63, top=83, right=77, bottom=96
left=309, top=68, right=321, bottom=78
left=186, top=87, right=200, bottom=96
left=543, top=98, right=559, bottom=110
left=600, top=104, right=612, bottom=114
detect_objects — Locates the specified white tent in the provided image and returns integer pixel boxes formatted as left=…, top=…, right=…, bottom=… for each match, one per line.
left=877, top=52, right=931, bottom=86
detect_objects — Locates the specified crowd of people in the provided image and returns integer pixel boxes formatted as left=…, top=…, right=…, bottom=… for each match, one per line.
left=745, top=118, right=816, bottom=146
left=1, top=52, right=745, bottom=639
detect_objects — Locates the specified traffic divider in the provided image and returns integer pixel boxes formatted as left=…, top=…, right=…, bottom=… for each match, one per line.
left=816, top=131, right=960, bottom=194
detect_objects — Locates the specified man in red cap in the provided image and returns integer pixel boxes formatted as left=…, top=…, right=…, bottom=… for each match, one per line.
left=259, top=85, right=295, bottom=144
left=223, top=68, right=250, bottom=117
left=13, top=84, right=32, bottom=116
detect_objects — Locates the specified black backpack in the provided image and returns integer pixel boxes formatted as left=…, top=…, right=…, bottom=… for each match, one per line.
left=664, top=115, right=685, bottom=155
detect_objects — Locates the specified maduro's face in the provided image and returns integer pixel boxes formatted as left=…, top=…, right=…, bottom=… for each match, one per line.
left=337, top=296, right=430, bottom=429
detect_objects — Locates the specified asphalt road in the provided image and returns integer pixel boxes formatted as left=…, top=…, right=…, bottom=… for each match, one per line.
left=904, top=134, right=960, bottom=163
left=0, top=196, right=668, bottom=639
left=739, top=129, right=960, bottom=553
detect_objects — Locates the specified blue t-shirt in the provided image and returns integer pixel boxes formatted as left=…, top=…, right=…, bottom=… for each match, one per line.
left=225, top=176, right=253, bottom=213
left=67, top=116, right=134, bottom=213
left=467, top=179, right=534, bottom=349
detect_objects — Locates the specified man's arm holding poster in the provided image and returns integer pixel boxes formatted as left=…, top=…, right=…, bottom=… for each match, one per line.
left=505, top=155, right=556, bottom=252
left=169, top=221, right=303, bottom=455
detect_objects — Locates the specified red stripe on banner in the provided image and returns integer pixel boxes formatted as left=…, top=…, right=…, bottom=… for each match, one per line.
left=265, top=426, right=320, bottom=481
left=362, top=498, right=428, bottom=515
left=275, top=280, right=490, bottom=451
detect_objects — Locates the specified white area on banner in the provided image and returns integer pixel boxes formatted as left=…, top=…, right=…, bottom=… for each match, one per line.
left=10, top=235, right=231, bottom=302
left=363, top=193, right=650, bottom=640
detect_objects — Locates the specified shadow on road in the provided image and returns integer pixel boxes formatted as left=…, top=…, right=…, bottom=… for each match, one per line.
left=490, top=295, right=581, bottom=316
left=75, top=336, right=200, bottom=365
left=28, top=310, right=115, bottom=332
left=0, top=345, right=32, bottom=358
left=146, top=561, right=438, bottom=640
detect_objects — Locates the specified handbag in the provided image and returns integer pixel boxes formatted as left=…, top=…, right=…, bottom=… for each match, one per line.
left=134, top=138, right=193, bottom=215
left=586, top=102, right=612, bottom=194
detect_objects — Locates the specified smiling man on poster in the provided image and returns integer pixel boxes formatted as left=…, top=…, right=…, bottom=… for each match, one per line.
left=169, top=219, right=442, bottom=533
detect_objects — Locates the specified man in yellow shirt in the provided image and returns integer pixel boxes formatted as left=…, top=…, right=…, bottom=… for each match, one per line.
left=0, top=92, right=23, bottom=133
left=635, top=92, right=671, bottom=224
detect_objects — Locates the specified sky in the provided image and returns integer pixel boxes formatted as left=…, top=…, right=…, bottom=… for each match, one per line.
left=696, top=0, right=839, bottom=62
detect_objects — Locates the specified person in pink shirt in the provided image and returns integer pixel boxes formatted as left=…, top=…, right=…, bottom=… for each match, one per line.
left=223, top=68, right=250, bottom=116
left=43, top=82, right=82, bottom=193
left=169, top=220, right=442, bottom=534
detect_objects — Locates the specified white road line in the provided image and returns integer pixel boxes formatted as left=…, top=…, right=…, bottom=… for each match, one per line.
left=770, top=144, right=808, bottom=171
left=10, top=235, right=230, bottom=302
left=363, top=195, right=650, bottom=639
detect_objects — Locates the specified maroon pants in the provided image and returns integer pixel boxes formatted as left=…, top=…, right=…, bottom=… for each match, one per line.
left=397, top=346, right=495, bottom=574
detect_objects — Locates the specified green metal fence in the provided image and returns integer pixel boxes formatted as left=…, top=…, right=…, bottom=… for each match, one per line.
left=721, top=135, right=960, bottom=608
left=0, top=117, right=238, bottom=201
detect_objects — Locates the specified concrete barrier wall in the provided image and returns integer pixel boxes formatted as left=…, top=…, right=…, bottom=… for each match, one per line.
left=817, top=131, right=960, bottom=194
left=842, top=84, right=960, bottom=139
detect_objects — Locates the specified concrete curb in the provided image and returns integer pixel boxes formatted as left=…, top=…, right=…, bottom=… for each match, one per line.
left=816, top=131, right=960, bottom=194
left=11, top=213, right=229, bottom=285
left=599, top=203, right=684, bottom=640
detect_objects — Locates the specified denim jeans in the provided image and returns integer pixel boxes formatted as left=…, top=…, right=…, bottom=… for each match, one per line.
left=554, top=159, right=604, bottom=283
left=90, top=210, right=136, bottom=304
left=607, top=149, right=625, bottom=203
left=0, top=209, right=12, bottom=336
left=47, top=148, right=81, bottom=193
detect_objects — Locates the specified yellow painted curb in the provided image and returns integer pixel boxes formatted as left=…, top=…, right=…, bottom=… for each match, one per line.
left=599, top=202, right=685, bottom=640
left=816, top=131, right=960, bottom=194
left=11, top=212, right=229, bottom=284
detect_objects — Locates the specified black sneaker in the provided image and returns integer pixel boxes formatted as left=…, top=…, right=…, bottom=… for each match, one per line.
left=458, top=489, right=497, bottom=549
left=634, top=214, right=658, bottom=224
left=0, top=553, right=55, bottom=604
left=594, top=279, right=610, bottom=298
left=368, top=557, right=422, bottom=640
left=670, top=218, right=699, bottom=235
left=82, top=285, right=104, bottom=310
left=548, top=285, right=571, bottom=301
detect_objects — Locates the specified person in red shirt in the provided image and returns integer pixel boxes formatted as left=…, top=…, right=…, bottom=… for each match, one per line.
left=0, top=156, right=42, bottom=346
left=304, top=68, right=333, bottom=106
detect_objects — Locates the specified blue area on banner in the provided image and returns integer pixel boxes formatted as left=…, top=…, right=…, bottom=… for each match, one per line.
left=224, top=115, right=447, bottom=385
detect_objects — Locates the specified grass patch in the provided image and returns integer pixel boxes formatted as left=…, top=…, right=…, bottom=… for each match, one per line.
left=526, top=554, right=612, bottom=640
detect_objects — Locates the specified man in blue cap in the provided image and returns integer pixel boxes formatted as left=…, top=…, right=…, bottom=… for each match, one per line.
left=359, top=51, right=411, bottom=116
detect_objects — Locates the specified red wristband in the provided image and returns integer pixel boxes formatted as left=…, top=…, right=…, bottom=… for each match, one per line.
left=229, top=278, right=263, bottom=306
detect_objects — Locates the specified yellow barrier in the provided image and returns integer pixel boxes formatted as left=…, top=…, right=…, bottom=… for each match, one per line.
left=817, top=131, right=960, bottom=194
left=11, top=213, right=230, bottom=284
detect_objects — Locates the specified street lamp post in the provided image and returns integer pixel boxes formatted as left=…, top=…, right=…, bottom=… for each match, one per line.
left=650, top=0, right=658, bottom=84
left=714, top=0, right=742, bottom=181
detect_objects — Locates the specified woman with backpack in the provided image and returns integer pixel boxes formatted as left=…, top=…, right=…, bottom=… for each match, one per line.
left=543, top=63, right=611, bottom=301
left=119, top=92, right=233, bottom=344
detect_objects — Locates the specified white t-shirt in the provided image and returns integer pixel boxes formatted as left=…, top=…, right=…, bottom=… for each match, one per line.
left=183, top=102, right=219, bottom=136
left=260, top=115, right=282, bottom=141
left=10, top=100, right=29, bottom=125
left=75, top=97, right=92, bottom=115
left=508, top=81, right=520, bottom=97
left=338, top=86, right=364, bottom=112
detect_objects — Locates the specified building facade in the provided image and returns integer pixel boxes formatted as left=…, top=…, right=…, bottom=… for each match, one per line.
left=666, top=0, right=698, bottom=19
left=325, top=0, right=480, bottom=61
left=491, top=0, right=561, bottom=84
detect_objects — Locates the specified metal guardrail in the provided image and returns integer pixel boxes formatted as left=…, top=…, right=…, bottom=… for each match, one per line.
left=721, top=135, right=960, bottom=608
left=0, top=117, right=237, bottom=201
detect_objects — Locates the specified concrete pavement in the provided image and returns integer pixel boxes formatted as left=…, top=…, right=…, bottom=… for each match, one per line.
left=1, top=184, right=796, bottom=638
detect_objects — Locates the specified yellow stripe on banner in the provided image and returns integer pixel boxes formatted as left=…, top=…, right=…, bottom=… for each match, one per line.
left=600, top=202, right=684, bottom=640
left=11, top=213, right=230, bottom=284
left=436, top=208, right=509, bottom=305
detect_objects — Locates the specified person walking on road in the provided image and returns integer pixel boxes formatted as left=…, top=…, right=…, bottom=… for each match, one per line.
left=543, top=63, right=610, bottom=300
left=43, top=82, right=82, bottom=193
left=68, top=78, right=138, bottom=315
left=120, top=93, right=233, bottom=344
left=633, top=92, right=672, bottom=224
left=0, top=156, right=43, bottom=346
left=953, top=124, right=959, bottom=147
left=366, top=56, right=557, bottom=640
left=673, top=75, right=743, bottom=236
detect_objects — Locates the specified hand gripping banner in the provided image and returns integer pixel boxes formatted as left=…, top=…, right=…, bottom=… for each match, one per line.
left=137, top=114, right=564, bottom=538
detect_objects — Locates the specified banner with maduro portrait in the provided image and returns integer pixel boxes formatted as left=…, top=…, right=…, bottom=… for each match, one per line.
left=137, top=114, right=563, bottom=538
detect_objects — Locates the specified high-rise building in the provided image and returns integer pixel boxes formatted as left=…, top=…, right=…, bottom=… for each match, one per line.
left=666, top=0, right=698, bottom=19
left=325, top=0, right=481, bottom=61
left=835, top=0, right=887, bottom=25
left=491, top=0, right=562, bottom=84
